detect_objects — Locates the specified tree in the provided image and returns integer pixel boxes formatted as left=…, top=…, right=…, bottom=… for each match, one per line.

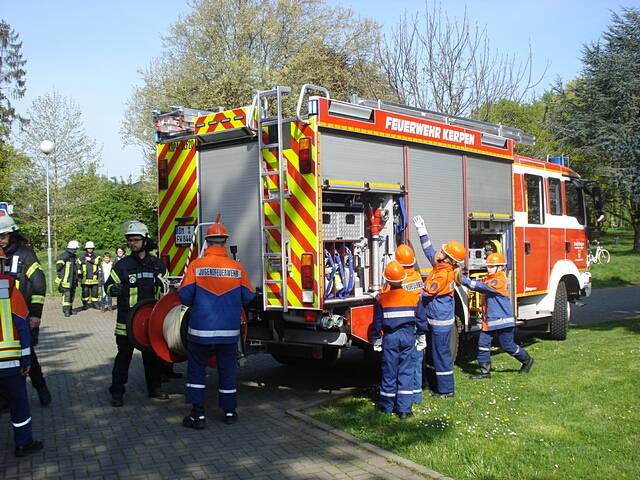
left=61, top=168, right=157, bottom=251
left=377, top=2, right=547, bottom=117
left=15, top=90, right=102, bottom=251
left=0, top=20, right=27, bottom=140
left=551, top=8, right=640, bottom=251
left=122, top=0, right=393, bottom=182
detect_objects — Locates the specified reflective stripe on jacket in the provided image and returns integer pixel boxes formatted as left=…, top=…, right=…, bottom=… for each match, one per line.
left=371, top=286, right=426, bottom=342
left=462, top=272, right=514, bottom=331
left=178, top=246, right=254, bottom=345
left=78, top=252, right=101, bottom=285
left=0, top=275, right=31, bottom=376
left=56, top=249, right=78, bottom=289
left=4, top=243, right=46, bottom=318
left=103, top=252, right=167, bottom=336
left=417, top=233, right=456, bottom=324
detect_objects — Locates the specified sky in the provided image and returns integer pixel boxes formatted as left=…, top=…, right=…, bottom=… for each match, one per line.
left=3, top=0, right=639, bottom=179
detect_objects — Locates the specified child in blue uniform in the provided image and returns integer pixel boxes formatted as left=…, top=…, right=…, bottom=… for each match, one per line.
left=371, top=261, right=427, bottom=419
left=459, top=253, right=534, bottom=379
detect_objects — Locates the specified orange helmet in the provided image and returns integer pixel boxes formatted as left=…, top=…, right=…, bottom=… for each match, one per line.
left=442, top=240, right=466, bottom=264
left=383, top=261, right=406, bottom=284
left=486, top=253, right=507, bottom=266
left=395, top=244, right=415, bottom=267
left=205, top=222, right=229, bottom=239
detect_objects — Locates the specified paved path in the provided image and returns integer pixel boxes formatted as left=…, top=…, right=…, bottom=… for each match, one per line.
left=1, top=299, right=429, bottom=480
left=571, top=285, right=640, bottom=325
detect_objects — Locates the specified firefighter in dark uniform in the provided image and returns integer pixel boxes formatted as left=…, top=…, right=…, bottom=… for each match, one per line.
left=0, top=247, right=44, bottom=457
left=56, top=240, right=79, bottom=317
left=77, top=241, right=101, bottom=310
left=0, top=216, right=51, bottom=406
left=104, top=221, right=169, bottom=407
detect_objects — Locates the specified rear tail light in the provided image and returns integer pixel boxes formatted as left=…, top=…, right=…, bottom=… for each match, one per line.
left=304, top=311, right=317, bottom=323
left=299, top=137, right=312, bottom=174
left=158, top=157, right=169, bottom=190
left=301, top=252, right=314, bottom=303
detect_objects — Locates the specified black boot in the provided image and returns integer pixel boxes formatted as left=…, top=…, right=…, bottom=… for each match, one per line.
left=15, top=440, right=44, bottom=457
left=470, top=362, right=491, bottom=380
left=37, top=385, right=52, bottom=406
left=148, top=387, right=169, bottom=400
left=183, top=406, right=206, bottom=429
left=111, top=392, right=124, bottom=407
left=63, top=308, right=71, bottom=318
left=519, top=353, right=534, bottom=374
left=223, top=409, right=238, bottom=424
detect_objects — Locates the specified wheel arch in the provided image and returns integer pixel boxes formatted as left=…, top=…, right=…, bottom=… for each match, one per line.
left=537, top=260, right=582, bottom=312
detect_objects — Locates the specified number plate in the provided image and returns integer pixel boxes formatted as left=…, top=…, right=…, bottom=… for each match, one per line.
left=175, top=225, right=195, bottom=247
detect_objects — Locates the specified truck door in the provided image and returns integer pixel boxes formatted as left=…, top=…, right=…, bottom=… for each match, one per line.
left=523, top=173, right=549, bottom=293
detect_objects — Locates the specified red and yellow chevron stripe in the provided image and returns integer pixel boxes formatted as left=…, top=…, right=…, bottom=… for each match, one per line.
left=158, top=138, right=198, bottom=276
left=194, top=107, right=252, bottom=136
left=262, top=119, right=320, bottom=309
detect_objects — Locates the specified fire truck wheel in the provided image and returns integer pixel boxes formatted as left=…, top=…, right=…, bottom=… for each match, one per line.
left=549, top=282, right=569, bottom=340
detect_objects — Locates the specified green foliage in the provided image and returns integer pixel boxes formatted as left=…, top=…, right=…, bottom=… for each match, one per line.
left=314, top=319, right=640, bottom=480
left=52, top=167, right=157, bottom=252
left=0, top=20, right=27, bottom=140
left=550, top=8, right=640, bottom=250
left=122, top=0, right=393, bottom=183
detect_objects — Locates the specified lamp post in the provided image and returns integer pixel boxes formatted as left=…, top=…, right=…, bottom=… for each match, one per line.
left=39, top=140, right=55, bottom=294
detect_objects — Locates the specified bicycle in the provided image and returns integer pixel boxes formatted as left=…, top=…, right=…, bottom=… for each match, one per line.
left=587, top=240, right=611, bottom=266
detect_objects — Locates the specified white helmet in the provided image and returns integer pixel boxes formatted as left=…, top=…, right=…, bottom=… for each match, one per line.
left=67, top=240, right=80, bottom=249
left=122, top=220, right=149, bottom=238
left=0, top=215, right=19, bottom=235
left=85, top=241, right=95, bottom=249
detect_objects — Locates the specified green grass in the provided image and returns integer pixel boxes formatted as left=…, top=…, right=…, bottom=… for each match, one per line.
left=589, top=229, right=640, bottom=288
left=313, top=320, right=640, bottom=480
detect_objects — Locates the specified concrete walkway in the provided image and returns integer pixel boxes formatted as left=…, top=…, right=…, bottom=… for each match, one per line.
left=572, top=285, right=640, bottom=325
left=1, top=299, right=432, bottom=479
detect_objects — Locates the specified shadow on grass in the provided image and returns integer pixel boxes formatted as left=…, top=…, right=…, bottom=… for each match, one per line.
left=572, top=318, right=640, bottom=334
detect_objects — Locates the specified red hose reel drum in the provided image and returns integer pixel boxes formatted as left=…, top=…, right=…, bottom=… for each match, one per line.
left=146, top=291, right=249, bottom=368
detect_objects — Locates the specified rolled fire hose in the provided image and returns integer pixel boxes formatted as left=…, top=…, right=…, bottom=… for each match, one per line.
left=324, top=249, right=337, bottom=298
left=334, top=251, right=346, bottom=297
left=162, top=304, right=188, bottom=356
left=344, top=247, right=354, bottom=296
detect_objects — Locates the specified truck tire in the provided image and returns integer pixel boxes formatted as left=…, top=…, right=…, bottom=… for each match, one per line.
left=549, top=281, right=570, bottom=340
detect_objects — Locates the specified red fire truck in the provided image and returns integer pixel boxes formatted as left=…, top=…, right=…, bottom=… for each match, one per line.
left=149, top=85, right=602, bottom=364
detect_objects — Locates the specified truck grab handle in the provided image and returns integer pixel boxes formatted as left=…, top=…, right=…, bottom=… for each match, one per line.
left=296, top=84, right=330, bottom=124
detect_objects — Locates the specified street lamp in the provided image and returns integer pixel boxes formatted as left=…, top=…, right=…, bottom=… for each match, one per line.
left=39, top=140, right=54, bottom=294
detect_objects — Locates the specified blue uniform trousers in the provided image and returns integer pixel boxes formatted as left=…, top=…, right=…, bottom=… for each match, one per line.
left=413, top=348, right=424, bottom=404
left=425, top=326, right=454, bottom=395
left=477, top=327, right=528, bottom=364
left=186, top=341, right=237, bottom=411
left=0, top=374, right=33, bottom=448
left=379, top=327, right=415, bottom=414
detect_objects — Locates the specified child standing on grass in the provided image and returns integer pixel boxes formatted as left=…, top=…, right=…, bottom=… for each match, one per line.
left=458, top=253, right=534, bottom=379
left=371, top=261, right=427, bottom=419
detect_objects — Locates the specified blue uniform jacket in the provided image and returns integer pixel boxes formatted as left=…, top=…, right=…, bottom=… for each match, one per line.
left=462, top=274, right=515, bottom=331
left=179, top=246, right=255, bottom=345
left=371, top=287, right=427, bottom=342
left=417, top=233, right=455, bottom=329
